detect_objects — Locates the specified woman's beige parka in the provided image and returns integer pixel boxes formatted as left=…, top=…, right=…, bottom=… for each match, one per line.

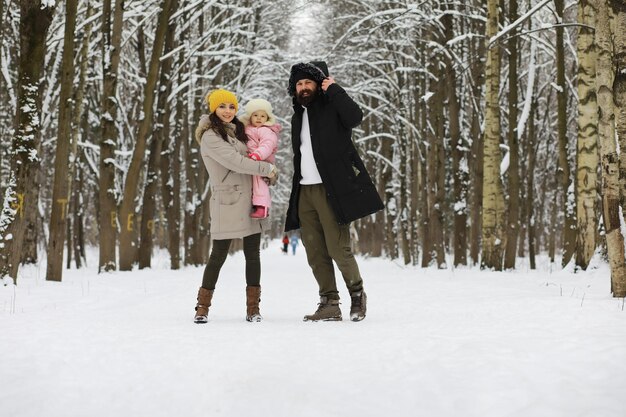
left=196, top=116, right=274, bottom=240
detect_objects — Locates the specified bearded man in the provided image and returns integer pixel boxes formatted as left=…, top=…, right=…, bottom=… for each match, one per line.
left=284, top=61, right=384, bottom=322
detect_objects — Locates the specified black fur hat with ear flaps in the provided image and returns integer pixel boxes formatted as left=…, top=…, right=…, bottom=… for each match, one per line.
left=288, top=61, right=329, bottom=96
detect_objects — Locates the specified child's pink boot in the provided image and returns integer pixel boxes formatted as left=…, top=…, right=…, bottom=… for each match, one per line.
left=250, top=206, right=269, bottom=219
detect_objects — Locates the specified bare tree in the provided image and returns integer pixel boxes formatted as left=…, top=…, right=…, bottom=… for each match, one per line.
left=481, top=0, right=506, bottom=270
left=555, top=0, right=576, bottom=267
left=0, top=0, right=56, bottom=283
left=47, top=0, right=79, bottom=281
left=575, top=0, right=599, bottom=270
left=118, top=0, right=176, bottom=270
left=596, top=0, right=626, bottom=296
left=138, top=0, right=179, bottom=269
left=98, top=0, right=125, bottom=272
left=504, top=0, right=520, bottom=270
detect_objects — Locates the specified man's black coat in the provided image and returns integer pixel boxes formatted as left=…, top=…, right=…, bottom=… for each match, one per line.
left=285, top=83, right=384, bottom=232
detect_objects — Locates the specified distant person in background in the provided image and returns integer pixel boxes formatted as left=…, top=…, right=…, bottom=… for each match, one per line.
left=193, top=89, right=278, bottom=324
left=284, top=61, right=384, bottom=322
left=282, top=234, right=289, bottom=254
left=240, top=98, right=281, bottom=219
left=290, top=235, right=299, bottom=255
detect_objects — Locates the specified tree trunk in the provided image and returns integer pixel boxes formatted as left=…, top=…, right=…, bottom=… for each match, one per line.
left=576, top=0, right=599, bottom=270
left=98, top=0, right=125, bottom=272
left=481, top=0, right=506, bottom=270
left=504, top=0, right=520, bottom=270
left=433, top=90, right=446, bottom=267
left=410, top=125, right=420, bottom=265
left=443, top=9, right=467, bottom=267
left=118, top=0, right=175, bottom=271
left=398, top=123, right=411, bottom=265
left=138, top=1, right=178, bottom=269
left=381, top=124, right=397, bottom=260
left=469, top=15, right=486, bottom=266
left=614, top=2, right=626, bottom=234
left=161, top=0, right=182, bottom=270
left=20, top=169, right=40, bottom=266
left=527, top=100, right=538, bottom=270
left=68, top=1, right=93, bottom=270
left=184, top=12, right=202, bottom=266
left=599, top=0, right=626, bottom=296
left=0, top=0, right=55, bottom=283
left=555, top=0, right=576, bottom=267
left=160, top=104, right=182, bottom=270
left=47, top=0, right=78, bottom=281
left=191, top=12, right=212, bottom=265
left=420, top=46, right=431, bottom=267
left=70, top=164, right=85, bottom=269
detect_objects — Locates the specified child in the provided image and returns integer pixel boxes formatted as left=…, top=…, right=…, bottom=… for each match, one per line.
left=282, top=234, right=289, bottom=254
left=240, top=98, right=281, bottom=219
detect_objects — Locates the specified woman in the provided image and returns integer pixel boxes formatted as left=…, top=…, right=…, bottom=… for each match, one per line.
left=193, top=89, right=277, bottom=324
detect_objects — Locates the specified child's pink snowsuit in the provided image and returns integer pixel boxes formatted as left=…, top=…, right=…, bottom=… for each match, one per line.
left=245, top=123, right=280, bottom=208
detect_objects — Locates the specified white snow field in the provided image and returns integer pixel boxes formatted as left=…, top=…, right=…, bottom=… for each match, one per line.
left=1, top=241, right=625, bottom=417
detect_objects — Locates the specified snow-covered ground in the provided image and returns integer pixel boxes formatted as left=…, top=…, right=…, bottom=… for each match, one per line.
left=1, top=241, right=625, bottom=417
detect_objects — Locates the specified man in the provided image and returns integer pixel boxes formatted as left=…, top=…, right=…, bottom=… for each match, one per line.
left=285, top=61, right=384, bottom=322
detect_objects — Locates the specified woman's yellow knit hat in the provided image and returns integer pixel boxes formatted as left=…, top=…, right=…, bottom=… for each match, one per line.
left=206, top=89, right=238, bottom=113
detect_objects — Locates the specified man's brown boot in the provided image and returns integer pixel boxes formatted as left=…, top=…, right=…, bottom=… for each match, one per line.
left=246, top=286, right=262, bottom=322
left=349, top=290, right=367, bottom=322
left=303, top=296, right=342, bottom=321
left=194, top=287, right=213, bottom=324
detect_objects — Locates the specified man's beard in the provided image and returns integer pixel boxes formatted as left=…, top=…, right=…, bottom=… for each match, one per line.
left=296, top=88, right=317, bottom=106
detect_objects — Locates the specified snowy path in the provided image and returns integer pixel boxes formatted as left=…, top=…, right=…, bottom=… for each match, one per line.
left=1, top=242, right=625, bottom=417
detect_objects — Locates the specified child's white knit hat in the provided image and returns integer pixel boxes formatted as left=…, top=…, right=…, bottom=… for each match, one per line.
left=241, top=98, right=276, bottom=126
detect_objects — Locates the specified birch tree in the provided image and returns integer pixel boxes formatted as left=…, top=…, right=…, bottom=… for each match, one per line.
left=481, top=0, right=506, bottom=270
left=596, top=0, right=626, bottom=297
left=575, top=0, right=599, bottom=270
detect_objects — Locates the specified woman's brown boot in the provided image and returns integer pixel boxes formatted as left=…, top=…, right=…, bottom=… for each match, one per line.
left=194, top=287, right=214, bottom=324
left=246, top=286, right=262, bottom=322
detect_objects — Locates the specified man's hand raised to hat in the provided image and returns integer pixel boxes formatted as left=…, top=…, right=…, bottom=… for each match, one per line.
left=321, top=77, right=335, bottom=92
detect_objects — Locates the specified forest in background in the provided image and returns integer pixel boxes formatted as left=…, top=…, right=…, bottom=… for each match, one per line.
left=0, top=0, right=624, bottom=297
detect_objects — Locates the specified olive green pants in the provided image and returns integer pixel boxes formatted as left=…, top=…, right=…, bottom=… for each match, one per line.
left=298, top=184, right=363, bottom=300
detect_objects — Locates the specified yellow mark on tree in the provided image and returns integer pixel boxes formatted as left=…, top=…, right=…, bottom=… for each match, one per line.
left=127, top=214, right=134, bottom=231
left=57, top=199, right=68, bottom=220
left=11, top=194, right=24, bottom=218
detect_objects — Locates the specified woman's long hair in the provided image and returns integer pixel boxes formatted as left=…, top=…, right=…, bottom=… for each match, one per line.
left=209, top=112, right=248, bottom=143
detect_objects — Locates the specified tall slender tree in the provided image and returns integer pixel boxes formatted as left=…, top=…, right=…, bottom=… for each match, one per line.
left=607, top=0, right=626, bottom=296
left=481, top=0, right=506, bottom=270
left=443, top=4, right=467, bottom=267
left=575, top=0, right=599, bottom=270
left=596, top=0, right=626, bottom=296
left=118, top=0, right=176, bottom=270
left=47, top=0, right=79, bottom=281
left=0, top=0, right=56, bottom=283
left=504, top=0, right=520, bottom=270
left=99, top=0, right=125, bottom=272
left=555, top=0, right=576, bottom=267
left=138, top=0, right=179, bottom=269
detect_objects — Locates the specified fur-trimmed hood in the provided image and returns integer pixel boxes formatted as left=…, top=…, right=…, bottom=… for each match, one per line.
left=194, top=114, right=236, bottom=144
